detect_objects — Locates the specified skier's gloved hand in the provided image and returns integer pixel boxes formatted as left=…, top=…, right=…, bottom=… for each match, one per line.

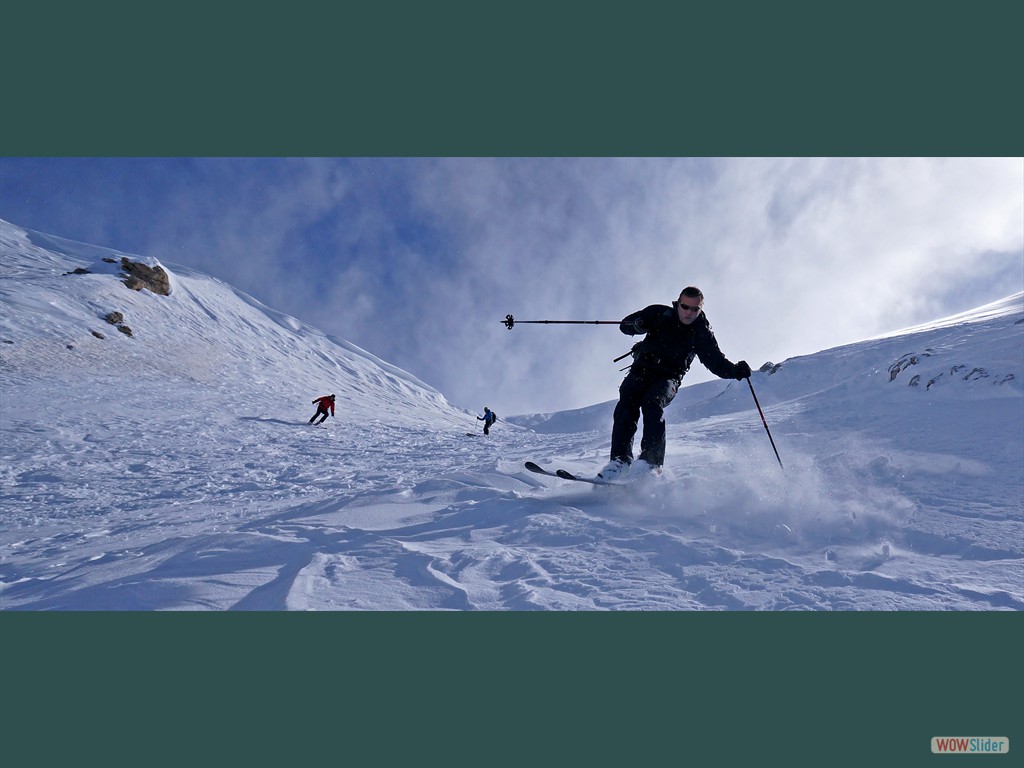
left=734, top=360, right=752, bottom=380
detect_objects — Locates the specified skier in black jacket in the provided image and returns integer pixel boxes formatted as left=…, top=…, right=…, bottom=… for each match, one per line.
left=600, top=286, right=751, bottom=481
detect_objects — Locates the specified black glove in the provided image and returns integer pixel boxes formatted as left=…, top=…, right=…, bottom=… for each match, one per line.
left=734, top=360, right=752, bottom=380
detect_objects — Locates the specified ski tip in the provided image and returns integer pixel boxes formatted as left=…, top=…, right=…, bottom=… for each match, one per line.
left=524, top=461, right=625, bottom=485
left=555, top=468, right=625, bottom=486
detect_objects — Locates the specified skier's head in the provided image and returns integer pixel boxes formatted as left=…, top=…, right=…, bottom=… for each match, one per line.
left=330, top=394, right=335, bottom=400
left=677, top=286, right=704, bottom=304
left=675, top=286, right=704, bottom=325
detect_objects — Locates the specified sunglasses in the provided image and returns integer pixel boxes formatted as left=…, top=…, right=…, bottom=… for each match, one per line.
left=678, top=301, right=702, bottom=312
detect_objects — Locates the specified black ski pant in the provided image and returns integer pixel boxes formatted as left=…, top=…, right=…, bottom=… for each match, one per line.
left=609, top=370, right=680, bottom=467
left=310, top=408, right=329, bottom=425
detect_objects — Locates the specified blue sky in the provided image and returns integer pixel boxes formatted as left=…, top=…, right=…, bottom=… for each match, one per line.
left=2, top=157, right=1022, bottom=415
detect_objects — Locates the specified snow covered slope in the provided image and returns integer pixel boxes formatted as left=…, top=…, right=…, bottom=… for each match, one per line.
left=0, top=220, right=467, bottom=428
left=2, top=220, right=1021, bottom=610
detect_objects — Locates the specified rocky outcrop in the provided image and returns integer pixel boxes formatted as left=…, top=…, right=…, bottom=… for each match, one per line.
left=63, top=256, right=171, bottom=296
left=119, top=258, right=170, bottom=295
left=104, top=311, right=133, bottom=337
left=888, top=348, right=1015, bottom=389
left=888, top=350, right=935, bottom=381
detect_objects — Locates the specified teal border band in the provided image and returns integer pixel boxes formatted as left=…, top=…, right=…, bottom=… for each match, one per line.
left=2, top=4, right=1022, bottom=155
left=3, top=613, right=1021, bottom=767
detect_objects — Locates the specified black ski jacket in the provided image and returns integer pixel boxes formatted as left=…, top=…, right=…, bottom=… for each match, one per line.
left=620, top=303, right=742, bottom=380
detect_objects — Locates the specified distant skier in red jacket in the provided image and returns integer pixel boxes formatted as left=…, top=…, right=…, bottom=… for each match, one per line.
left=309, top=394, right=335, bottom=425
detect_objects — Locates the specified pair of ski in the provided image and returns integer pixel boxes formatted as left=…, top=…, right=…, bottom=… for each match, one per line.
left=524, top=461, right=623, bottom=486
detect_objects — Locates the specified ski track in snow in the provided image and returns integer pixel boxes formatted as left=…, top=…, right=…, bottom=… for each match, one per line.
left=1, top=220, right=1022, bottom=610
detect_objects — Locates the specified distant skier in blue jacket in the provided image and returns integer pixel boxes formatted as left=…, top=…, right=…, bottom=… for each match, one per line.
left=478, top=407, right=497, bottom=435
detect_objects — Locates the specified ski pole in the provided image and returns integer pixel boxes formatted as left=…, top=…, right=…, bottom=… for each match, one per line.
left=502, top=314, right=619, bottom=330
left=747, top=378, right=784, bottom=470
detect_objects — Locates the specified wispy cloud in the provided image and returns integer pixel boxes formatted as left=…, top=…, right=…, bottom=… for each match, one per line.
left=2, top=157, right=1021, bottom=415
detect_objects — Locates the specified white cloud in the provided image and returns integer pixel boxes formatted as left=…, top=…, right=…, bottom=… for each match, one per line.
left=5, top=156, right=1020, bottom=416
left=385, top=157, right=1023, bottom=414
